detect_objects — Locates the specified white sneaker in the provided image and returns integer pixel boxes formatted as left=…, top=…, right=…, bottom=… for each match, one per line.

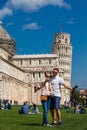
left=46, top=124, right=52, bottom=127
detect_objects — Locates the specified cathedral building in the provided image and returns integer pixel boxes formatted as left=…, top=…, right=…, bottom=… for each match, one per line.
left=0, top=21, right=72, bottom=105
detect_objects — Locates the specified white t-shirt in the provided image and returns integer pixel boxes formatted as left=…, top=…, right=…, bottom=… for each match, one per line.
left=50, top=75, right=65, bottom=97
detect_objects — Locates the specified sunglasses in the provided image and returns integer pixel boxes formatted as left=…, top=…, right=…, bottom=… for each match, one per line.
left=46, top=75, right=50, bottom=77
left=53, top=71, right=58, bottom=74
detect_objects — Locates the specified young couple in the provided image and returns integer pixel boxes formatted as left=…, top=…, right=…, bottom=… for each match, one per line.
left=37, top=68, right=72, bottom=126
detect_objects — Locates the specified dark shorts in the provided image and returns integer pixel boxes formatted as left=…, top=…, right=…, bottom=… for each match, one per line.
left=50, top=96, right=61, bottom=109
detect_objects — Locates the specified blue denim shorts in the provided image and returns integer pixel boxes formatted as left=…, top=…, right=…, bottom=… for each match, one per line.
left=50, top=96, right=61, bottom=109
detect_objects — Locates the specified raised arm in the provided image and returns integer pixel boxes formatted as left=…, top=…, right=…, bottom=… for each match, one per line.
left=63, top=82, right=72, bottom=90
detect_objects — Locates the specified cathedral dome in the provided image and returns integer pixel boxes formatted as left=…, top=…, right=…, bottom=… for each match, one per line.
left=0, top=21, right=11, bottom=40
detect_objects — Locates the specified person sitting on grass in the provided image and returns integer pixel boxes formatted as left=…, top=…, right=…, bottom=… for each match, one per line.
left=7, top=101, right=12, bottom=109
left=32, top=103, right=40, bottom=114
left=79, top=106, right=86, bottom=114
left=19, top=101, right=31, bottom=114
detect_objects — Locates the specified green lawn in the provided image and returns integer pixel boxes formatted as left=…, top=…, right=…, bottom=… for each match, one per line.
left=0, top=105, right=87, bottom=130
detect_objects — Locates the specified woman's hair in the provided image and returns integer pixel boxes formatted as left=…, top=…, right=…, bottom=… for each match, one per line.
left=45, top=72, right=51, bottom=76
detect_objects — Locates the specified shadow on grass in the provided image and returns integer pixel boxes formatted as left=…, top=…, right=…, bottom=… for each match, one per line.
left=21, top=123, right=42, bottom=126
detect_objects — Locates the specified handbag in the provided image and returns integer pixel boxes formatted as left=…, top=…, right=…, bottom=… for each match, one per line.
left=41, top=95, right=47, bottom=101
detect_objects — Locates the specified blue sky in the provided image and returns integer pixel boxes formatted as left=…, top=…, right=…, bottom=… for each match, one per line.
left=0, top=0, right=87, bottom=89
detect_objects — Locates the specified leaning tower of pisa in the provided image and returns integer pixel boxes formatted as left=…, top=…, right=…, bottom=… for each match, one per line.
left=52, top=32, right=72, bottom=103
left=52, top=32, right=72, bottom=83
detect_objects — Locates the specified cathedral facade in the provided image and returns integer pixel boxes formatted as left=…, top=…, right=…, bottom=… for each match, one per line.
left=0, top=21, right=72, bottom=105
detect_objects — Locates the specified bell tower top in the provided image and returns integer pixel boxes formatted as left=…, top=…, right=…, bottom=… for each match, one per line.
left=52, top=32, right=72, bottom=54
left=54, top=33, right=70, bottom=44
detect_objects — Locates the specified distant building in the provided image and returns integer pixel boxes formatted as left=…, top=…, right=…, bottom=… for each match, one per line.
left=79, top=89, right=87, bottom=98
left=0, top=21, right=72, bottom=104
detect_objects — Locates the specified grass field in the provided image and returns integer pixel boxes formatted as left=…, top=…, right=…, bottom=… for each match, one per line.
left=0, top=105, right=87, bottom=130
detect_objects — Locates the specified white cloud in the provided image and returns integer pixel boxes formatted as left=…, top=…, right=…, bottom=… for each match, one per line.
left=0, top=0, right=71, bottom=19
left=0, top=7, right=12, bottom=19
left=67, top=21, right=74, bottom=24
left=6, top=22, right=13, bottom=27
left=22, top=22, right=41, bottom=30
left=66, top=18, right=75, bottom=24
left=6, top=0, right=71, bottom=11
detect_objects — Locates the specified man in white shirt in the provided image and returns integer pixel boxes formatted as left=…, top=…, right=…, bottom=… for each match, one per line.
left=50, top=68, right=72, bottom=126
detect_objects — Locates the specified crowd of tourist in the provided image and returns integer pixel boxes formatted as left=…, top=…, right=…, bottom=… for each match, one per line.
left=0, top=99, right=12, bottom=110
left=64, top=85, right=86, bottom=114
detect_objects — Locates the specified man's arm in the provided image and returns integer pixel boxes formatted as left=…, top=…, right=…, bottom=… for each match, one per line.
left=63, top=82, right=72, bottom=90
